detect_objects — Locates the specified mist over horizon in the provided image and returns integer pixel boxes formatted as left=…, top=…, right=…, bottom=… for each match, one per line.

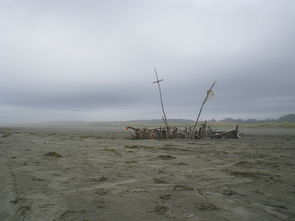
left=2, top=114, right=295, bottom=127
left=1, top=0, right=294, bottom=124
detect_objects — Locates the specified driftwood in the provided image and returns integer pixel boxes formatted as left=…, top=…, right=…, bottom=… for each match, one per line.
left=153, top=68, right=169, bottom=130
left=126, top=123, right=240, bottom=140
left=131, top=73, right=238, bottom=140
left=192, top=81, right=217, bottom=133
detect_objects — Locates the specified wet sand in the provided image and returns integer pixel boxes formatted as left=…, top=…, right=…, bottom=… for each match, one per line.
left=0, top=126, right=295, bottom=221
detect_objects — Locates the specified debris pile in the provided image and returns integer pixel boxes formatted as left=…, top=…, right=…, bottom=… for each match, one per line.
left=126, top=69, right=240, bottom=140
left=126, top=122, right=240, bottom=140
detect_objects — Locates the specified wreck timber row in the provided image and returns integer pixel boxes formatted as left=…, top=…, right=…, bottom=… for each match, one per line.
left=126, top=121, right=240, bottom=140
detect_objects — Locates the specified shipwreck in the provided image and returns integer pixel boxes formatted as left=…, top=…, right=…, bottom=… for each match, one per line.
left=126, top=69, right=240, bottom=140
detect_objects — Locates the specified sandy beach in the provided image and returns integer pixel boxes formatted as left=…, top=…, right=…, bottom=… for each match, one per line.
left=0, top=126, right=295, bottom=221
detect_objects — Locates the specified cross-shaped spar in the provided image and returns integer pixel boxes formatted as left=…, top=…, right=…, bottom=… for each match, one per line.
left=153, top=68, right=169, bottom=128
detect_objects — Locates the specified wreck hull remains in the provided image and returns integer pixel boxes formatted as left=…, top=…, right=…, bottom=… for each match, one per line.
left=126, top=122, right=240, bottom=140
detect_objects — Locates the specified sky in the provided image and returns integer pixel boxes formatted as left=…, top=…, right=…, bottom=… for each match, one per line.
left=0, top=0, right=295, bottom=123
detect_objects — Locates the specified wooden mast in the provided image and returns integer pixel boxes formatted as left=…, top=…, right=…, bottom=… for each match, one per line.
left=153, top=68, right=169, bottom=130
left=192, top=81, right=217, bottom=134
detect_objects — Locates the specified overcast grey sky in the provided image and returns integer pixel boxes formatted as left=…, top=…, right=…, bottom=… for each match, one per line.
left=0, top=0, right=294, bottom=123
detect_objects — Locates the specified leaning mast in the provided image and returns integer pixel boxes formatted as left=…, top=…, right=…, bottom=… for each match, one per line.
left=153, top=68, right=169, bottom=129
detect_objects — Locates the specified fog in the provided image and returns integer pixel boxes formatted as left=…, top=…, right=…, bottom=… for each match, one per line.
left=1, top=0, right=294, bottom=123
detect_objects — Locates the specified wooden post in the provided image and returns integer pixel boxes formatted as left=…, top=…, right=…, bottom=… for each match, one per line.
left=153, top=68, right=170, bottom=133
left=192, top=81, right=217, bottom=134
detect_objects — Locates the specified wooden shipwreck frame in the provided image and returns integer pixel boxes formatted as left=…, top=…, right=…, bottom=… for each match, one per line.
left=126, top=69, right=240, bottom=140
left=126, top=122, right=240, bottom=140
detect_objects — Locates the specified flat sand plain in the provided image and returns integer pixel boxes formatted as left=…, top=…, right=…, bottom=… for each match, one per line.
left=0, top=126, right=295, bottom=221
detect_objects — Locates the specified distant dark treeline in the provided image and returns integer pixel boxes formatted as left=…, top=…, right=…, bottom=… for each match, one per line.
left=36, top=114, right=295, bottom=126
left=219, top=114, right=295, bottom=124
left=127, top=114, right=295, bottom=125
